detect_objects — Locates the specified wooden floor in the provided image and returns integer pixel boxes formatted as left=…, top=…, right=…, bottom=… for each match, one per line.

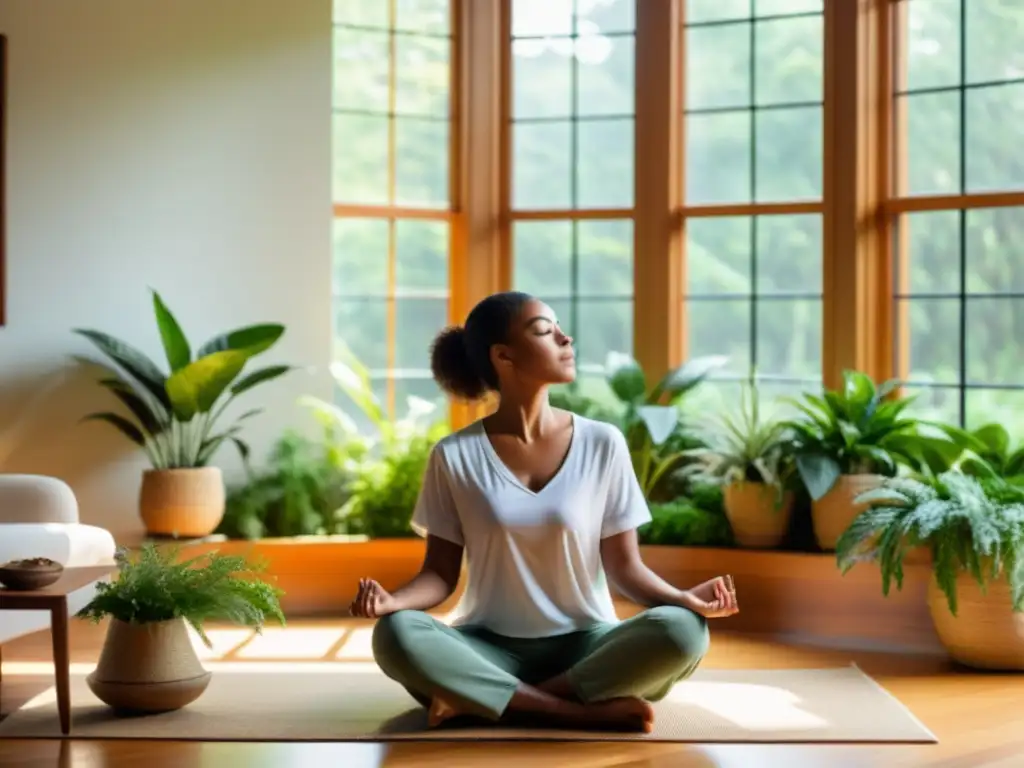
left=1, top=616, right=1023, bottom=767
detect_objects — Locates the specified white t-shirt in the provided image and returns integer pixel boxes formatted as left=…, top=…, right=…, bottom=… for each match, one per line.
left=410, top=413, right=652, bottom=638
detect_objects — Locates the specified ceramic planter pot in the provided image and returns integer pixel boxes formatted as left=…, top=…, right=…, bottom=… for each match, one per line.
left=722, top=481, right=794, bottom=548
left=87, top=618, right=212, bottom=713
left=811, top=474, right=883, bottom=551
left=927, top=572, right=1024, bottom=670
left=139, top=467, right=225, bottom=538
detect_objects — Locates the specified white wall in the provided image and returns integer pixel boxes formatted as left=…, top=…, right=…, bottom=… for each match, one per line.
left=0, top=0, right=333, bottom=542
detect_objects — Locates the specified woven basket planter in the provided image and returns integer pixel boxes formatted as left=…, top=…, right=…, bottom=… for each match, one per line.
left=811, top=474, right=883, bottom=551
left=723, top=481, right=794, bottom=548
left=928, top=572, right=1024, bottom=670
left=139, top=467, right=225, bottom=538
left=87, top=618, right=212, bottom=713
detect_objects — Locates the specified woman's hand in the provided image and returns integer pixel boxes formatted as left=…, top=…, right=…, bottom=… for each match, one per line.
left=349, top=578, right=399, bottom=619
left=680, top=575, right=739, bottom=619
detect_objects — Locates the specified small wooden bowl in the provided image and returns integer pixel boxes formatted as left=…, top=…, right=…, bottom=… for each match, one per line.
left=0, top=559, right=64, bottom=590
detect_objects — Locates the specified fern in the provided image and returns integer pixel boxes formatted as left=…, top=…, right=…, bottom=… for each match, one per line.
left=78, top=544, right=286, bottom=647
left=835, top=472, right=1024, bottom=616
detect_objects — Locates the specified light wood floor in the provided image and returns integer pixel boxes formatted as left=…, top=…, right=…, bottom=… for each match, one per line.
left=1, top=616, right=1023, bottom=767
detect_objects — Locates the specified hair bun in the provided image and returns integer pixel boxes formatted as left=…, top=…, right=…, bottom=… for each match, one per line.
left=430, top=325, right=488, bottom=401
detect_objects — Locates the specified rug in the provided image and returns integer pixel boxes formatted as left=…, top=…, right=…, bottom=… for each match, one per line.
left=0, top=662, right=936, bottom=743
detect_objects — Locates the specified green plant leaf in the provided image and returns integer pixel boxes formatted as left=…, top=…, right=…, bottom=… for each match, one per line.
left=604, top=352, right=646, bottom=403
left=796, top=454, right=842, bottom=500
left=98, top=377, right=167, bottom=436
left=196, top=325, right=285, bottom=359
left=973, top=423, right=1011, bottom=457
left=650, top=355, right=728, bottom=401
left=230, top=365, right=293, bottom=396
left=637, top=405, right=679, bottom=445
left=165, top=350, right=249, bottom=420
left=151, top=290, right=191, bottom=373
left=81, top=412, right=146, bottom=446
left=74, top=329, right=170, bottom=408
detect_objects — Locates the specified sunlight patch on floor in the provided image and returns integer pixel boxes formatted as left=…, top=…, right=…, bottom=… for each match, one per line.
left=334, top=627, right=374, bottom=660
left=232, top=627, right=346, bottom=660
left=664, top=681, right=827, bottom=732
left=185, top=627, right=256, bottom=660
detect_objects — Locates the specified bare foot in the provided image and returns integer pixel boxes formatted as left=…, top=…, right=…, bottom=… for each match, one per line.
left=427, top=695, right=461, bottom=728
left=587, top=697, right=655, bottom=733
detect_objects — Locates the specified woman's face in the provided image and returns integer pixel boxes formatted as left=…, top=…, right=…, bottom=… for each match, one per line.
left=491, top=299, right=576, bottom=388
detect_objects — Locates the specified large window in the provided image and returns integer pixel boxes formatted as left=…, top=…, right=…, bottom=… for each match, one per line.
left=331, top=0, right=455, bottom=420
left=681, top=0, right=825, bottom=413
left=508, top=0, right=636, bottom=404
left=891, top=0, right=1024, bottom=429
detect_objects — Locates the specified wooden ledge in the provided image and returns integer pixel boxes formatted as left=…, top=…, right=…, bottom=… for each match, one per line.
left=133, top=537, right=942, bottom=655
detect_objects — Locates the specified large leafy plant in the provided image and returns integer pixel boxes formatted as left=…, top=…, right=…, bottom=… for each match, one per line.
left=604, top=351, right=728, bottom=500
left=78, top=544, right=285, bottom=647
left=75, top=290, right=293, bottom=469
left=835, top=472, right=1024, bottom=616
left=683, top=380, right=796, bottom=503
left=955, top=423, right=1024, bottom=486
left=782, top=370, right=972, bottom=502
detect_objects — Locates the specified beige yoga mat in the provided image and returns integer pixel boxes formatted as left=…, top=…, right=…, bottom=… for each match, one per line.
left=0, top=662, right=936, bottom=743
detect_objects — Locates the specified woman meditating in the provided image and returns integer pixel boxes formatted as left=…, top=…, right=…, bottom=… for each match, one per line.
left=350, top=291, right=738, bottom=733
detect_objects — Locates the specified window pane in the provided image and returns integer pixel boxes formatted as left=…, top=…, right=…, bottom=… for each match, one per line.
left=754, top=15, right=822, bottom=106
left=333, top=218, right=389, bottom=296
left=576, top=34, right=634, bottom=117
left=686, top=111, right=751, bottom=204
left=905, top=0, right=960, bottom=91
left=396, top=220, right=449, bottom=293
left=394, top=377, right=447, bottom=418
left=901, top=298, right=962, bottom=385
left=577, top=0, right=634, bottom=34
left=966, top=297, right=1024, bottom=387
left=577, top=220, right=633, bottom=297
left=966, top=207, right=1024, bottom=294
left=965, top=0, right=1024, bottom=85
left=512, top=39, right=573, bottom=119
left=755, top=299, right=820, bottom=379
left=965, top=83, right=1024, bottom=193
left=687, top=300, right=751, bottom=377
left=686, top=24, right=751, bottom=111
left=395, top=34, right=450, bottom=118
left=903, top=91, right=960, bottom=196
left=578, top=300, right=633, bottom=369
left=334, top=300, right=388, bottom=370
left=333, top=113, right=389, bottom=205
left=904, top=385, right=961, bottom=428
left=899, top=211, right=960, bottom=296
left=333, top=28, right=390, bottom=113
left=546, top=299, right=574, bottom=337
left=965, top=389, right=1024, bottom=433
left=513, top=122, right=573, bottom=208
left=395, top=118, right=449, bottom=207
left=755, top=0, right=823, bottom=16
left=576, top=118, right=634, bottom=208
left=513, top=0, right=573, bottom=36
left=396, top=299, right=449, bottom=370
left=513, top=221, right=573, bottom=297
left=687, top=0, right=749, bottom=24
left=334, top=0, right=388, bottom=28
left=395, top=0, right=450, bottom=36
left=755, top=106, right=822, bottom=200
left=687, top=217, right=752, bottom=296
left=756, top=214, right=822, bottom=295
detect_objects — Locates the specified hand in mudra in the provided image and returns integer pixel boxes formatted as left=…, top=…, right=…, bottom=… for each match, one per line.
left=682, top=575, right=739, bottom=619
left=349, top=578, right=398, bottom=619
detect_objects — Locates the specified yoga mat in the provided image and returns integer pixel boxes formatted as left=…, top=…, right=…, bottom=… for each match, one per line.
left=0, top=662, right=936, bottom=743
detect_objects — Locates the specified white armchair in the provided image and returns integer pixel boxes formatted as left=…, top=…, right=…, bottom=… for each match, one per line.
left=0, top=475, right=117, bottom=646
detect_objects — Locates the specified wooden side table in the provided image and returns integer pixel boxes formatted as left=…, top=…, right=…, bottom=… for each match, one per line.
left=0, top=565, right=117, bottom=735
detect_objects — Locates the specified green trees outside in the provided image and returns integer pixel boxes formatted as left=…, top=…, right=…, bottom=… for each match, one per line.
left=330, top=0, right=1024, bottom=434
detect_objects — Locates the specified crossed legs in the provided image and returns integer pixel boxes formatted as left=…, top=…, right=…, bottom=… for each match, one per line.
left=371, top=606, right=709, bottom=731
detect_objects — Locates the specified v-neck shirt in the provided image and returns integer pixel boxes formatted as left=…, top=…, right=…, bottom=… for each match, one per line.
left=410, top=414, right=652, bottom=638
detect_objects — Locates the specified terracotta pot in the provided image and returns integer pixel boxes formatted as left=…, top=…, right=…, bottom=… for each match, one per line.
left=811, top=474, right=883, bottom=551
left=927, top=572, right=1024, bottom=670
left=87, top=618, right=212, bottom=713
left=723, top=481, right=794, bottom=548
left=139, top=467, right=225, bottom=538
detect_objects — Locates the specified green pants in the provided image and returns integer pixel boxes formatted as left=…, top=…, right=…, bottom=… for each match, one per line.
left=371, top=605, right=709, bottom=721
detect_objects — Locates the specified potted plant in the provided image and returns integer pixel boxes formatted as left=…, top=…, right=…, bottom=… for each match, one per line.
left=684, top=380, right=797, bottom=548
left=782, top=370, right=970, bottom=550
left=836, top=472, right=1024, bottom=670
left=78, top=543, right=285, bottom=712
left=956, top=423, right=1024, bottom=486
left=74, top=289, right=294, bottom=537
